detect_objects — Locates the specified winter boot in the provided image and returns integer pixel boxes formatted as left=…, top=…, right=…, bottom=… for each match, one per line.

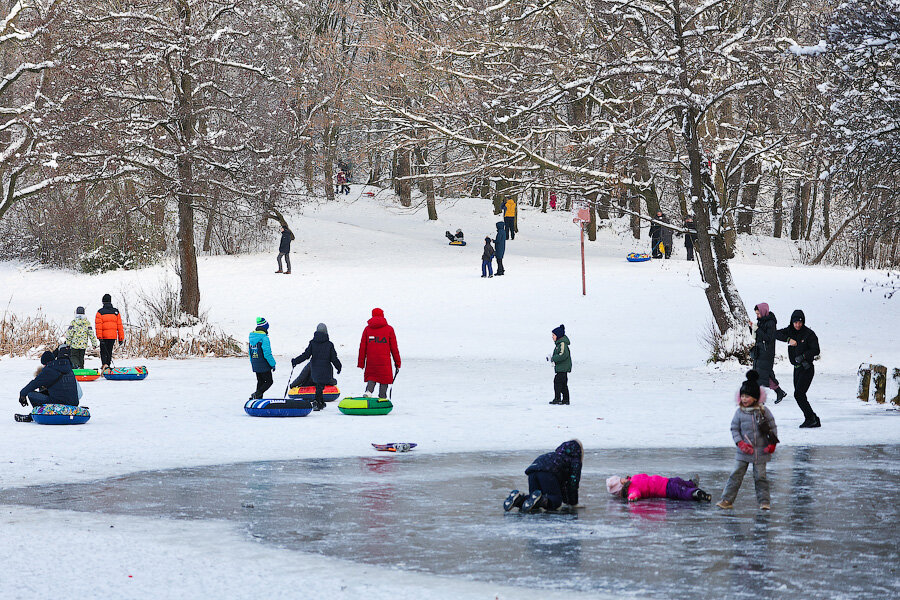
left=363, top=391, right=373, bottom=398
left=521, top=490, right=546, bottom=513
left=716, top=499, right=733, bottom=509
left=549, top=399, right=562, bottom=405
left=773, top=387, right=787, bottom=404
left=14, top=413, right=33, bottom=423
left=689, top=473, right=701, bottom=487
left=692, top=489, right=712, bottom=503
left=284, top=270, right=291, bottom=275
left=799, top=416, right=821, bottom=428
left=503, top=490, right=527, bottom=512
left=275, top=269, right=283, bottom=273
left=759, top=503, right=771, bottom=510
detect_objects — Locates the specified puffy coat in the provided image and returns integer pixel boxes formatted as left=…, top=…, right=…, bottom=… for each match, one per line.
left=95, top=303, right=124, bottom=341
left=279, top=228, right=293, bottom=253
left=626, top=474, right=669, bottom=501
left=525, top=440, right=583, bottom=505
left=551, top=335, right=572, bottom=373
left=751, top=308, right=778, bottom=383
left=504, top=199, right=516, bottom=217
left=249, top=329, right=276, bottom=372
left=730, top=405, right=778, bottom=463
left=775, top=310, right=820, bottom=369
left=66, top=316, right=98, bottom=350
left=20, top=355, right=78, bottom=406
left=292, top=331, right=342, bottom=385
left=481, top=239, right=494, bottom=261
left=358, top=316, right=401, bottom=383
left=494, top=222, right=506, bottom=259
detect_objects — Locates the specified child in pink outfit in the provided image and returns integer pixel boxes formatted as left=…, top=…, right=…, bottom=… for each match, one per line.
left=607, top=473, right=711, bottom=502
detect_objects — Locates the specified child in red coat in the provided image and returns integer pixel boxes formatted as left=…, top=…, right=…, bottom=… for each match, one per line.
left=606, top=473, right=712, bottom=502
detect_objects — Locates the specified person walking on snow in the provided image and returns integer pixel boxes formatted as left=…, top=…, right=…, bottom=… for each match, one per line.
left=504, top=439, right=583, bottom=513
left=249, top=317, right=276, bottom=400
left=276, top=224, right=294, bottom=274
left=748, top=303, right=787, bottom=403
left=649, top=210, right=668, bottom=259
left=606, top=473, right=712, bottom=503
left=775, top=309, right=821, bottom=428
left=716, top=370, right=779, bottom=510
left=291, top=323, right=342, bottom=411
left=494, top=222, right=506, bottom=276
left=481, top=237, right=494, bottom=278
left=503, top=198, right=517, bottom=239
left=358, top=308, right=401, bottom=399
left=66, top=306, right=98, bottom=369
left=548, top=324, right=571, bottom=405
left=95, top=293, right=124, bottom=370
left=683, top=215, right=698, bottom=261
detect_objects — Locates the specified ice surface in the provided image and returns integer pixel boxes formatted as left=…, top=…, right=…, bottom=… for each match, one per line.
left=2, top=446, right=897, bottom=599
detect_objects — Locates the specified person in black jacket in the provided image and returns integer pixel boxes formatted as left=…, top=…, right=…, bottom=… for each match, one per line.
left=684, top=215, right=698, bottom=261
left=649, top=210, right=668, bottom=259
left=503, top=439, right=583, bottom=513
left=481, top=237, right=494, bottom=278
left=276, top=225, right=294, bottom=274
left=291, top=323, right=342, bottom=410
left=775, top=309, right=821, bottom=428
left=19, top=348, right=79, bottom=408
left=748, top=303, right=787, bottom=403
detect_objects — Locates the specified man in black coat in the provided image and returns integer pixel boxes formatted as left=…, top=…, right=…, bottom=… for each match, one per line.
left=684, top=215, right=698, bottom=261
left=291, top=323, right=342, bottom=410
left=775, top=309, right=821, bottom=428
left=19, top=348, right=79, bottom=408
left=276, top=225, right=294, bottom=274
left=649, top=211, right=667, bottom=259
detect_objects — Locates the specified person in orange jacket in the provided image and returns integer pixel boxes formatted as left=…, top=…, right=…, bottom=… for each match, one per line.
left=503, top=198, right=517, bottom=240
left=95, top=293, right=124, bottom=370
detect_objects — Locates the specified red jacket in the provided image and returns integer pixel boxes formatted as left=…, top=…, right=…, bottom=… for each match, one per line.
left=357, top=316, right=400, bottom=383
left=95, top=305, right=125, bottom=341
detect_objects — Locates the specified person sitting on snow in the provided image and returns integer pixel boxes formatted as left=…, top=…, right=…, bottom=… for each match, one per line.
left=19, top=347, right=79, bottom=409
left=445, top=228, right=464, bottom=243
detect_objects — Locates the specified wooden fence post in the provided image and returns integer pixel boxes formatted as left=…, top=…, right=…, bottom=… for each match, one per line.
left=871, top=365, right=887, bottom=404
left=889, top=368, right=900, bottom=407
left=857, top=363, right=871, bottom=401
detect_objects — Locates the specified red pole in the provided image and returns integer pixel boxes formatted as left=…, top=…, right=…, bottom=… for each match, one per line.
left=581, top=222, right=586, bottom=296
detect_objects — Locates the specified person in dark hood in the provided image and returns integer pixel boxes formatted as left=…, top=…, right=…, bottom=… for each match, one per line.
left=276, top=225, right=295, bottom=274
left=649, top=211, right=668, bottom=259
left=481, top=237, right=494, bottom=278
left=683, top=215, right=698, bottom=261
left=775, top=309, right=821, bottom=428
left=18, top=347, right=79, bottom=408
left=548, top=324, right=572, bottom=405
left=358, top=308, right=401, bottom=399
left=291, top=323, right=342, bottom=411
left=748, top=303, right=787, bottom=403
left=494, top=222, right=506, bottom=276
left=504, top=439, right=584, bottom=513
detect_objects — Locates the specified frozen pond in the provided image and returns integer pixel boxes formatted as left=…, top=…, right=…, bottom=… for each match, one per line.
left=1, top=446, right=898, bottom=598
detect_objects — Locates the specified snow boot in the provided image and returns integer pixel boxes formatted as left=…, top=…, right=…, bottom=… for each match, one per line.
left=692, top=489, right=712, bottom=503
left=799, top=416, right=821, bottom=428
left=275, top=269, right=283, bottom=273
left=14, top=413, right=33, bottom=423
left=773, top=388, right=787, bottom=404
left=521, top=490, right=546, bottom=513
left=504, top=490, right=527, bottom=512
left=549, top=399, right=562, bottom=405
left=716, top=500, right=733, bottom=509
left=284, top=270, right=291, bottom=275
left=689, top=473, right=701, bottom=487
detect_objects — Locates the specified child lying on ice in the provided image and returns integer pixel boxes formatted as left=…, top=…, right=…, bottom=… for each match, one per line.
left=606, top=473, right=712, bottom=503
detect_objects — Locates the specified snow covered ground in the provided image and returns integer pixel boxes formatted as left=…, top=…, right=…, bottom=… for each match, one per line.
left=1, top=188, right=898, bottom=598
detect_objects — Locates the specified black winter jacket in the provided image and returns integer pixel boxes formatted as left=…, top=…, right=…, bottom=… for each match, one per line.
left=482, top=240, right=495, bottom=261
left=775, top=310, right=819, bottom=369
left=524, top=440, right=583, bottom=505
left=20, top=356, right=79, bottom=405
left=279, top=229, right=294, bottom=253
left=751, top=313, right=778, bottom=382
left=292, top=331, right=342, bottom=385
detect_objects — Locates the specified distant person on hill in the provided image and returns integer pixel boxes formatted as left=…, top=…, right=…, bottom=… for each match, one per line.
left=494, top=222, right=506, bottom=276
left=336, top=170, right=350, bottom=195
left=660, top=219, right=673, bottom=259
left=748, top=303, right=787, bottom=404
left=95, top=293, right=124, bottom=371
left=504, top=439, right=583, bottom=513
left=775, top=309, right=821, bottom=428
left=606, top=473, right=712, bottom=503
left=358, top=308, right=401, bottom=399
left=276, top=224, right=294, bottom=274
left=291, top=323, right=342, bottom=411
left=481, top=236, right=494, bottom=278
left=649, top=210, right=668, bottom=259
left=18, top=347, right=79, bottom=411
left=503, top=198, right=517, bottom=239
left=66, top=306, right=98, bottom=369
left=548, top=324, right=571, bottom=405
left=549, top=191, right=557, bottom=210
left=683, top=215, right=698, bottom=261
left=249, top=317, right=276, bottom=400
left=445, top=228, right=465, bottom=244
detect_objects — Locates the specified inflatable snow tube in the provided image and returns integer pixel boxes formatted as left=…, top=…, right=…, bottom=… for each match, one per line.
left=244, top=398, right=313, bottom=417
left=626, top=252, right=652, bottom=262
left=31, top=404, right=91, bottom=425
left=288, top=385, right=341, bottom=402
left=338, top=397, right=393, bottom=416
left=74, top=369, right=101, bottom=382
left=448, top=240, right=467, bottom=246
left=103, top=366, right=148, bottom=380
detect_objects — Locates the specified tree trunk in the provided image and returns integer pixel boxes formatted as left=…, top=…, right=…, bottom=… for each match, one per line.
left=773, top=171, right=783, bottom=238
left=630, top=194, right=641, bottom=239
left=415, top=147, right=437, bottom=220
left=822, top=171, right=832, bottom=238
left=323, top=120, right=336, bottom=202
left=397, top=149, right=411, bottom=207
left=304, top=144, right=314, bottom=193
left=176, top=156, right=200, bottom=317
left=737, top=159, right=760, bottom=234
left=790, top=178, right=802, bottom=240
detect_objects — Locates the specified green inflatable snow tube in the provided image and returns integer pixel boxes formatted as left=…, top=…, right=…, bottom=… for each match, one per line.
left=337, top=396, right=393, bottom=415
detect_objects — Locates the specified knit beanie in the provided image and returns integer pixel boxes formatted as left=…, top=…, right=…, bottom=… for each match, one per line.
left=316, top=323, right=328, bottom=335
left=102, top=293, right=112, bottom=303
left=606, top=476, right=623, bottom=495
left=372, top=308, right=384, bottom=318
left=790, top=309, right=805, bottom=324
left=40, top=351, right=54, bottom=365
left=75, top=306, right=85, bottom=315
left=552, top=324, right=565, bottom=338
left=739, top=370, right=761, bottom=400
left=256, top=317, right=269, bottom=331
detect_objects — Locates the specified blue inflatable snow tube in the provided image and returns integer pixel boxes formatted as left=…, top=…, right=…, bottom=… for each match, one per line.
left=31, top=404, right=91, bottom=425
left=626, top=252, right=651, bottom=262
left=244, top=398, right=313, bottom=417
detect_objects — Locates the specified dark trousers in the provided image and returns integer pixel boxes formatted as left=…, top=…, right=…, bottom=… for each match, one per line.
left=99, top=339, right=115, bottom=367
left=496, top=256, right=504, bottom=275
left=314, top=383, right=325, bottom=407
left=793, top=364, right=817, bottom=420
left=277, top=252, right=291, bottom=272
left=665, top=477, right=698, bottom=501
left=70, top=348, right=86, bottom=369
left=504, top=216, right=515, bottom=239
left=685, top=243, right=694, bottom=261
left=527, top=471, right=563, bottom=510
left=27, top=391, right=78, bottom=407
left=553, top=372, right=569, bottom=404
left=651, top=236, right=662, bottom=258
left=365, top=381, right=389, bottom=398
left=254, top=371, right=274, bottom=399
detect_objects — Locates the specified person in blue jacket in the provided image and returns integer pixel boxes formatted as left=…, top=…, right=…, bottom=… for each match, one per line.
left=494, top=222, right=506, bottom=276
left=291, top=323, right=342, bottom=411
left=19, top=347, right=79, bottom=408
left=503, top=439, right=584, bottom=513
left=249, top=317, right=276, bottom=399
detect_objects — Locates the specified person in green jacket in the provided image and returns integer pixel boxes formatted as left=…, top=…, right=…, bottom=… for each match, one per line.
left=65, top=306, right=98, bottom=369
left=548, top=324, right=571, bottom=405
